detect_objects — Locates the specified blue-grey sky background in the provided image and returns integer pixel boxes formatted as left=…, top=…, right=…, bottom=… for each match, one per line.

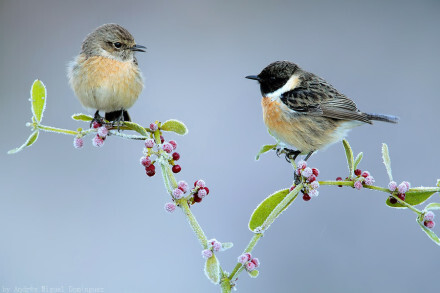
left=1, top=0, right=440, bottom=292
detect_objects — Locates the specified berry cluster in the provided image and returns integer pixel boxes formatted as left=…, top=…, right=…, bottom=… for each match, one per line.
left=237, top=253, right=260, bottom=272
left=335, top=169, right=375, bottom=190
left=191, top=179, right=210, bottom=204
left=423, top=211, right=436, bottom=229
left=293, top=160, right=320, bottom=201
left=201, top=239, right=223, bottom=259
left=141, top=122, right=182, bottom=177
left=388, top=181, right=410, bottom=203
left=72, top=121, right=110, bottom=149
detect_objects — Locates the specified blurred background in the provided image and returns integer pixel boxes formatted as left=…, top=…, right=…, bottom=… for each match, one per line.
left=1, top=0, right=439, bottom=292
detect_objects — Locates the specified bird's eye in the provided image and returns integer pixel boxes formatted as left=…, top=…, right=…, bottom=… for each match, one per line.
left=114, top=42, right=122, bottom=48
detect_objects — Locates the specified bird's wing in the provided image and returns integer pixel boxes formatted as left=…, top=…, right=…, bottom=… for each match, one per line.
left=280, top=75, right=372, bottom=124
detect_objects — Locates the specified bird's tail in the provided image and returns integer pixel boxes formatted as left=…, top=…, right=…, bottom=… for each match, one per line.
left=365, top=112, right=399, bottom=124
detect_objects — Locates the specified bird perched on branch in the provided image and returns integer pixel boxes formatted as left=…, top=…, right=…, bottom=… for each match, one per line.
left=68, top=23, right=146, bottom=125
left=246, top=61, right=398, bottom=161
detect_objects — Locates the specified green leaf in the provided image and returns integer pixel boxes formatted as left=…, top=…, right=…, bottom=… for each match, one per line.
left=72, top=113, right=93, bottom=122
left=417, top=219, right=440, bottom=246
left=248, top=270, right=259, bottom=278
left=221, top=242, right=233, bottom=251
left=161, top=119, right=188, bottom=135
left=249, top=186, right=301, bottom=232
left=425, top=203, right=440, bottom=211
left=124, top=121, right=148, bottom=136
left=204, top=255, right=220, bottom=284
left=8, top=131, right=39, bottom=154
left=30, top=80, right=46, bottom=123
left=386, top=188, right=438, bottom=208
left=382, top=143, right=393, bottom=182
left=353, top=152, right=363, bottom=170
left=256, top=144, right=277, bottom=160
left=342, top=139, right=354, bottom=177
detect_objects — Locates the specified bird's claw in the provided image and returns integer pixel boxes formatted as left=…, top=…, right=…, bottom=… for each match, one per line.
left=275, top=147, right=301, bottom=163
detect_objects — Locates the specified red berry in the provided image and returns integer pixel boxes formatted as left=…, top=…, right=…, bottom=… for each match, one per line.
left=172, top=152, right=180, bottom=161
left=308, top=175, right=316, bottom=183
left=389, top=196, right=397, bottom=204
left=169, top=140, right=177, bottom=150
left=146, top=164, right=155, bottom=172
left=203, top=187, right=209, bottom=195
left=336, top=177, right=343, bottom=187
left=172, top=165, right=181, bottom=173
left=361, top=172, right=369, bottom=178
left=424, top=220, right=435, bottom=229
left=194, top=194, right=203, bottom=203
left=398, top=193, right=406, bottom=201
left=160, top=135, right=165, bottom=144
left=312, top=168, right=319, bottom=177
left=354, top=169, right=362, bottom=176
left=302, top=193, right=311, bottom=201
left=194, top=181, right=198, bottom=187
left=146, top=170, right=155, bottom=177
left=92, top=121, right=101, bottom=129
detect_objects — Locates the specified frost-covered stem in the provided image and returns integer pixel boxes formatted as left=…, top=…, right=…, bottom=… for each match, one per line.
left=390, top=194, right=422, bottom=214
left=220, top=276, right=232, bottom=293
left=228, top=233, right=263, bottom=281
left=36, top=124, right=80, bottom=136
left=110, top=131, right=147, bottom=140
left=178, top=199, right=209, bottom=248
left=159, top=163, right=173, bottom=194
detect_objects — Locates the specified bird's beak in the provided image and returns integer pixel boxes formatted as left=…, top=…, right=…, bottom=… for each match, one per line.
left=245, top=75, right=261, bottom=81
left=130, top=44, right=147, bottom=52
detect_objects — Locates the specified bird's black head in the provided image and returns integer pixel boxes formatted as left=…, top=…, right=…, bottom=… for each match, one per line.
left=246, top=61, right=300, bottom=96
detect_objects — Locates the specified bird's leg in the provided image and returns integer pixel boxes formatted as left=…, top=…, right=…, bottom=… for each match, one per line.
left=304, top=151, right=314, bottom=161
left=112, top=109, right=125, bottom=131
left=90, top=110, right=104, bottom=128
left=276, top=147, right=301, bottom=163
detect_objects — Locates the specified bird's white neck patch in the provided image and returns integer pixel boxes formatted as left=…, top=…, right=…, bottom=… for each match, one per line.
left=266, top=74, right=301, bottom=101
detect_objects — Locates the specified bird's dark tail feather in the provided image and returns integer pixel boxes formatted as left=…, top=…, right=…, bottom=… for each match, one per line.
left=365, top=113, right=399, bottom=124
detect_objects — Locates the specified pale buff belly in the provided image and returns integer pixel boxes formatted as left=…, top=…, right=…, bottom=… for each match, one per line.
left=68, top=55, right=143, bottom=112
left=261, top=97, right=361, bottom=153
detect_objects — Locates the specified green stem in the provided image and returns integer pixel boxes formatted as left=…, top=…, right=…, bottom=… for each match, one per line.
left=229, top=233, right=263, bottom=281
left=37, top=124, right=79, bottom=136
left=390, top=194, right=422, bottom=214
left=179, top=199, right=208, bottom=248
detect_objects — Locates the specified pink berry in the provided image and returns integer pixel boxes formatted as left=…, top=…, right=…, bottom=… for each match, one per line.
left=309, top=189, right=319, bottom=197
left=172, top=152, right=180, bottom=161
left=178, top=181, right=188, bottom=193
left=203, top=187, right=210, bottom=195
left=310, top=181, right=319, bottom=189
left=73, top=137, right=83, bottom=149
left=251, top=258, right=260, bottom=268
left=397, top=182, right=409, bottom=194
left=172, top=188, right=184, bottom=199
left=354, top=180, right=363, bottom=190
left=169, top=140, right=177, bottom=150
left=198, top=188, right=207, bottom=198
left=361, top=171, right=370, bottom=178
left=92, top=121, right=101, bottom=129
left=364, top=176, right=375, bottom=186
left=424, top=211, right=435, bottom=222
left=312, top=168, right=319, bottom=177
left=354, top=169, right=362, bottom=176
left=302, top=167, right=313, bottom=178
left=162, top=142, right=173, bottom=153
left=160, top=135, right=165, bottom=144
left=97, top=126, right=109, bottom=138
left=424, top=220, right=435, bottom=229
left=145, top=139, right=155, bottom=148
left=172, top=165, right=181, bottom=173
left=211, top=240, right=222, bottom=252
left=202, top=249, right=213, bottom=259
left=149, top=123, right=158, bottom=131
left=307, top=174, right=316, bottom=183
left=388, top=181, right=397, bottom=192
left=164, top=202, right=176, bottom=213
left=238, top=253, right=252, bottom=264
left=196, top=180, right=206, bottom=188
left=140, top=156, right=151, bottom=167
left=246, top=262, right=256, bottom=271
left=336, top=177, right=343, bottom=187
left=92, top=135, right=104, bottom=147
left=297, top=160, right=307, bottom=169
left=193, top=194, right=202, bottom=203
left=303, top=193, right=311, bottom=201
left=398, top=193, right=406, bottom=201
left=389, top=196, right=398, bottom=204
